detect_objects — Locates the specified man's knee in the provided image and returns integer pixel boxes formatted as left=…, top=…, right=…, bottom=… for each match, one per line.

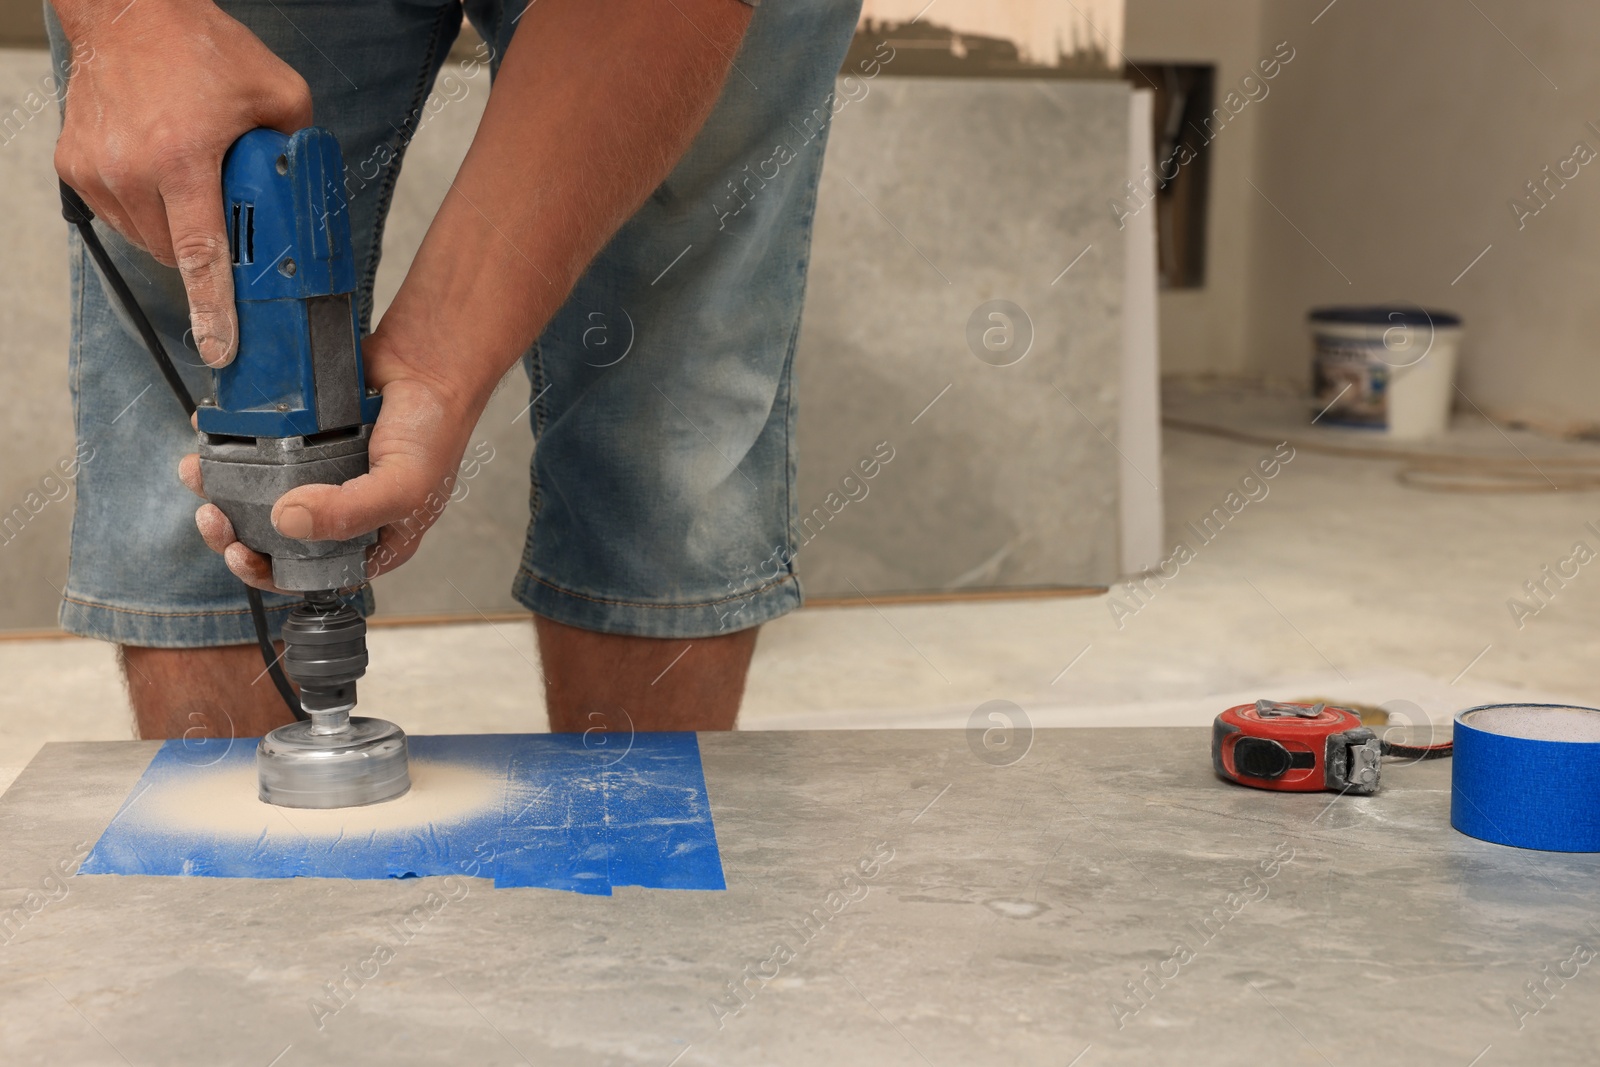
left=534, top=616, right=758, bottom=733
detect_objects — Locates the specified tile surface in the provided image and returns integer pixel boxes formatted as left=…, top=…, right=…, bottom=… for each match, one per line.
left=1, top=731, right=1596, bottom=1064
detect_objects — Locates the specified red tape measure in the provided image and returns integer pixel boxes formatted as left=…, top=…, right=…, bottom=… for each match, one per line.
left=1212, top=700, right=1451, bottom=795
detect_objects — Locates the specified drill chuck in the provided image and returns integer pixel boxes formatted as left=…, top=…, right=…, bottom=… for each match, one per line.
left=280, top=593, right=367, bottom=716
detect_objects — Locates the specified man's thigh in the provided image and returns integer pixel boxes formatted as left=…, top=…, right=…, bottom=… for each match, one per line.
left=46, top=0, right=464, bottom=646
left=506, top=0, right=864, bottom=640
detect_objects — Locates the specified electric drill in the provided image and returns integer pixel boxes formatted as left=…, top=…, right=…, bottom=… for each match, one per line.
left=197, top=127, right=409, bottom=809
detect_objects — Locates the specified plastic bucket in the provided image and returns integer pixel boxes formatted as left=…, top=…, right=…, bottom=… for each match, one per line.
left=1309, top=306, right=1463, bottom=440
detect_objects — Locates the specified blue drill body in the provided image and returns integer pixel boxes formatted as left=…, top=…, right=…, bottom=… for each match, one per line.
left=196, top=127, right=381, bottom=595
left=197, top=127, right=380, bottom=439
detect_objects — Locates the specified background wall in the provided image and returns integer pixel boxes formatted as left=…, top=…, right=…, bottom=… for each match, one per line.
left=1124, top=0, right=1266, bottom=378
left=1, top=49, right=74, bottom=629
left=860, top=0, right=1124, bottom=64
left=1248, top=0, right=1600, bottom=429
left=1123, top=0, right=1600, bottom=430
left=0, top=0, right=44, bottom=48
left=794, top=79, right=1129, bottom=596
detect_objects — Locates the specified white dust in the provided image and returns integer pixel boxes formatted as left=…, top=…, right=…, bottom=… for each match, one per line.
left=127, top=758, right=505, bottom=840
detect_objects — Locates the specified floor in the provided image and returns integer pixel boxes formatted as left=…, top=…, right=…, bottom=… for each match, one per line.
left=6, top=380, right=1598, bottom=796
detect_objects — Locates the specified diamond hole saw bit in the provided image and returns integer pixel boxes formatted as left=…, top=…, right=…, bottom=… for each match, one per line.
left=257, top=592, right=408, bottom=808
left=196, top=127, right=409, bottom=808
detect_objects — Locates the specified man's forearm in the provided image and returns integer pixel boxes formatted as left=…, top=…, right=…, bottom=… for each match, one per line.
left=383, top=0, right=752, bottom=413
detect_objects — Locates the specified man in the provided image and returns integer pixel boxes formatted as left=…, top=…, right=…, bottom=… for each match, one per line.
left=47, top=0, right=861, bottom=738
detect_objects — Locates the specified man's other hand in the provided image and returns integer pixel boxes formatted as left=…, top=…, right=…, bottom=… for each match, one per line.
left=178, top=321, right=485, bottom=592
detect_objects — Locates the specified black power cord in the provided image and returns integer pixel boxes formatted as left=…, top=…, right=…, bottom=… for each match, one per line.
left=59, top=180, right=306, bottom=722
left=247, top=581, right=303, bottom=719
left=1381, top=740, right=1454, bottom=760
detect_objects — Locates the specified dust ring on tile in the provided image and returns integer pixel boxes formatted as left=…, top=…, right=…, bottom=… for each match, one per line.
left=127, top=757, right=506, bottom=840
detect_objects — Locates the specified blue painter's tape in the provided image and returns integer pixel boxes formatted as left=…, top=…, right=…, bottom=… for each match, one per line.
left=1451, top=704, right=1600, bottom=853
left=80, top=733, right=725, bottom=894
left=595, top=733, right=728, bottom=892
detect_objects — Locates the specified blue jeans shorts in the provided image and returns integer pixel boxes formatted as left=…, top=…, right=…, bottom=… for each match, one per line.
left=47, top=0, right=861, bottom=646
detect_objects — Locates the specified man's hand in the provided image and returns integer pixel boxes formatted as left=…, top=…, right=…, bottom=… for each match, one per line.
left=54, top=0, right=311, bottom=367
left=178, top=323, right=483, bottom=592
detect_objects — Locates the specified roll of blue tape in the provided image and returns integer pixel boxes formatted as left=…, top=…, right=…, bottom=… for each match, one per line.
left=1451, top=703, right=1600, bottom=853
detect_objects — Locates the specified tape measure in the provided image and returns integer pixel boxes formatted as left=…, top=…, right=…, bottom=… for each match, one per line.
left=1212, top=700, right=1452, bottom=795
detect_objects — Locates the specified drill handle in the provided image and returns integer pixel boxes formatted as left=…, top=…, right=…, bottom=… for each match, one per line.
left=199, top=127, right=380, bottom=439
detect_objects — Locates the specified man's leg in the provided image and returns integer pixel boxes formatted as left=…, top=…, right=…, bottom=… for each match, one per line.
left=122, top=645, right=296, bottom=739
left=503, top=2, right=861, bottom=727
left=536, top=617, right=758, bottom=733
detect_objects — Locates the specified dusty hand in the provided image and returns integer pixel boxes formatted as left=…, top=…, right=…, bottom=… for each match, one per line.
left=53, top=0, right=311, bottom=367
left=179, top=324, right=486, bottom=593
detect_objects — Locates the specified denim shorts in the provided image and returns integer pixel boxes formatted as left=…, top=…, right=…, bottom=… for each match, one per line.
left=47, top=0, right=861, bottom=646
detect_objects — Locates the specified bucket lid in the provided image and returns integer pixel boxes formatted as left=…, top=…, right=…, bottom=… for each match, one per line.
left=1309, top=305, right=1462, bottom=328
